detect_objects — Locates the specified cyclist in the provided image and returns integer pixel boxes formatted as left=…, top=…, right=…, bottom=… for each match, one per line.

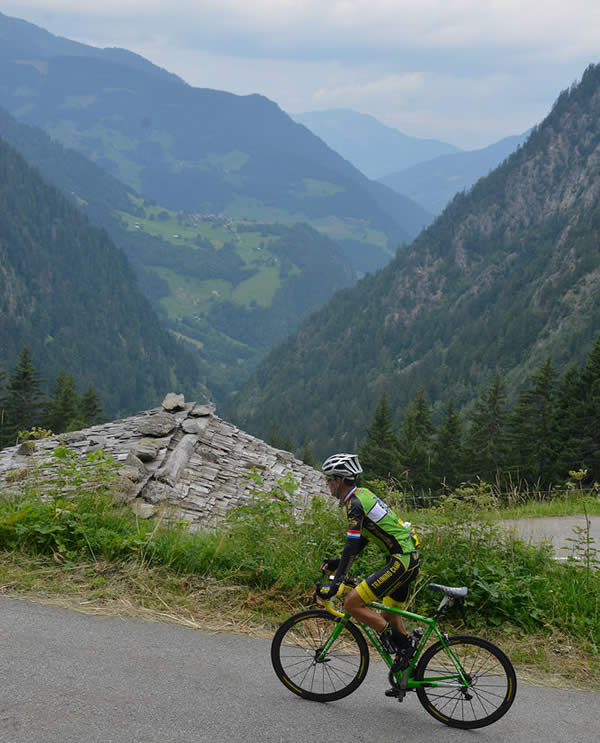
left=318, top=453, right=419, bottom=659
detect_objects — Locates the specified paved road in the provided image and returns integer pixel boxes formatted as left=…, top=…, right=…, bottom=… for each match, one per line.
left=500, top=515, right=600, bottom=558
left=1, top=597, right=599, bottom=743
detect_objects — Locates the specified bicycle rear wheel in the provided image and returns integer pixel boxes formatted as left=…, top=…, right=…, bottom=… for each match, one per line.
left=415, top=634, right=517, bottom=729
left=271, top=609, right=369, bottom=702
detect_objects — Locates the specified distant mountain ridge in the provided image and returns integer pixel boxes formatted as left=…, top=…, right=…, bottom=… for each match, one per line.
left=379, top=132, right=531, bottom=215
left=292, top=109, right=460, bottom=179
left=0, top=11, right=431, bottom=276
left=231, top=64, right=600, bottom=456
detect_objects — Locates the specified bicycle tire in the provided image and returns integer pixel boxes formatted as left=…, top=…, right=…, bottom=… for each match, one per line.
left=271, top=609, right=369, bottom=702
left=415, top=634, right=517, bottom=729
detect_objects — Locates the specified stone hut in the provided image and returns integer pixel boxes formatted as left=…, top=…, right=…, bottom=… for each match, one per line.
left=0, top=393, right=327, bottom=529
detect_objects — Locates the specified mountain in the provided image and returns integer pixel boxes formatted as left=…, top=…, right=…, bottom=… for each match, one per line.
left=0, top=106, right=357, bottom=399
left=379, top=132, right=530, bottom=216
left=0, top=11, right=431, bottom=276
left=292, top=109, right=461, bottom=179
left=0, top=134, right=204, bottom=418
left=230, top=64, right=600, bottom=456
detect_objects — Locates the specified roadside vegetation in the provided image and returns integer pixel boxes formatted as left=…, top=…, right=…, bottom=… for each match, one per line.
left=1, top=447, right=599, bottom=690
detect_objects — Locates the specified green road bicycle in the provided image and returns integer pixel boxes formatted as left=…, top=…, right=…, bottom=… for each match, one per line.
left=271, top=579, right=517, bottom=729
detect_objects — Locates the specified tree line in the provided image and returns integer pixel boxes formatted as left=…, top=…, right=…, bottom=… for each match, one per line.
left=356, top=335, right=600, bottom=494
left=0, top=348, right=103, bottom=449
left=268, top=335, right=600, bottom=495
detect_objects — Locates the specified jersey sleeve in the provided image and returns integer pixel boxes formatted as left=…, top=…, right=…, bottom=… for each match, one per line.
left=332, top=495, right=369, bottom=582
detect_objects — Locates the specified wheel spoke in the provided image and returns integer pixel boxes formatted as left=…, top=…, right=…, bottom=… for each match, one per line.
left=272, top=610, right=369, bottom=702
left=416, top=635, right=516, bottom=729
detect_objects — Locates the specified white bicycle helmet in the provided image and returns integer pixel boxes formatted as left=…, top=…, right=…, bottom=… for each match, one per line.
left=322, top=453, right=363, bottom=480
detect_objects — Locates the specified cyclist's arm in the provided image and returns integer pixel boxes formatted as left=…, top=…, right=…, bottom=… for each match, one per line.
left=331, top=498, right=368, bottom=583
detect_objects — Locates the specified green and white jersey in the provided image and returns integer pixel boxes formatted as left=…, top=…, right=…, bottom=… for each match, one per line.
left=331, top=486, right=418, bottom=584
left=343, top=486, right=418, bottom=555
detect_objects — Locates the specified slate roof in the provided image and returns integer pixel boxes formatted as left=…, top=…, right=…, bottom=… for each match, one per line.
left=0, top=393, right=327, bottom=528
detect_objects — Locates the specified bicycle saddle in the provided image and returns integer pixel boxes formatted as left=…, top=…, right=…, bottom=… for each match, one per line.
left=428, top=584, right=468, bottom=599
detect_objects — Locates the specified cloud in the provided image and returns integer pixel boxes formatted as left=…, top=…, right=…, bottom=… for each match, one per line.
left=313, top=73, right=425, bottom=106
left=3, top=1, right=599, bottom=147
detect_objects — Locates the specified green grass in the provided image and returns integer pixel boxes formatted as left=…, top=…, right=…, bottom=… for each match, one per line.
left=2, top=451, right=599, bottom=689
left=232, top=266, right=281, bottom=307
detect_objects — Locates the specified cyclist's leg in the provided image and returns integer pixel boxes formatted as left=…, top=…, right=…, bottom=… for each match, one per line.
left=381, top=552, right=419, bottom=637
left=344, top=552, right=418, bottom=635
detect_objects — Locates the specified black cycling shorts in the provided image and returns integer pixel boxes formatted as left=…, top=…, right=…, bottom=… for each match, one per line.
left=356, top=551, right=419, bottom=608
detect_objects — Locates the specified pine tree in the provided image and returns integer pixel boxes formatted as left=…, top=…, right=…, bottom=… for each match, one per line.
left=554, top=364, right=586, bottom=477
left=431, top=400, right=464, bottom=490
left=397, top=388, right=434, bottom=492
left=45, top=371, right=80, bottom=434
left=79, top=384, right=103, bottom=426
left=359, top=393, right=400, bottom=481
left=464, top=373, right=507, bottom=483
left=267, top=418, right=283, bottom=449
left=506, top=358, right=560, bottom=484
left=0, top=348, right=45, bottom=447
left=576, top=336, right=600, bottom=481
left=301, top=441, right=315, bottom=467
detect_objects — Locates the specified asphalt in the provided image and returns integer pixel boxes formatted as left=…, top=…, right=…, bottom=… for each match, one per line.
left=1, top=597, right=599, bottom=743
left=499, top=515, right=600, bottom=559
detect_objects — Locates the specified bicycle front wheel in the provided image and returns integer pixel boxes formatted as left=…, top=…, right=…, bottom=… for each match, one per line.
left=415, top=634, right=517, bottom=729
left=271, top=609, right=369, bottom=702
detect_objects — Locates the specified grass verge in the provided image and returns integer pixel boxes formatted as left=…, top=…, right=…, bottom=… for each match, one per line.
left=1, top=450, right=599, bottom=692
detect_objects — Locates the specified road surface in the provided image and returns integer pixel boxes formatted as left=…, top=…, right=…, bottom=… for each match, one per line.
left=500, top=515, right=600, bottom=559
left=1, top=597, right=599, bottom=743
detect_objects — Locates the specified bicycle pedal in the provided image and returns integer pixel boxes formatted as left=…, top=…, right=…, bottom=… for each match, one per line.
left=384, top=687, right=400, bottom=698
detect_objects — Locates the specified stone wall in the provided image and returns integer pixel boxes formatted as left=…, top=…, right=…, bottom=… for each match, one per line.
left=0, top=393, right=327, bottom=528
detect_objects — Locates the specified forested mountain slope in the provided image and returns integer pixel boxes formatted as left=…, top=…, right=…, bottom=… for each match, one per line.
left=0, top=135, right=203, bottom=417
left=0, top=12, right=429, bottom=274
left=231, top=64, right=600, bottom=456
left=0, top=107, right=355, bottom=399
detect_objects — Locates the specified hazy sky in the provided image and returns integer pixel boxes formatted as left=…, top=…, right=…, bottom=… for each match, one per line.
left=3, top=1, right=600, bottom=149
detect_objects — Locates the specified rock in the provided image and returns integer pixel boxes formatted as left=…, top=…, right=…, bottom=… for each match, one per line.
left=5, top=467, right=28, bottom=483
left=190, top=403, right=216, bottom=417
left=130, top=499, right=157, bottom=519
left=0, top=398, right=326, bottom=530
left=130, top=438, right=161, bottom=462
left=16, top=441, right=35, bottom=456
left=59, top=431, right=87, bottom=444
left=119, top=464, right=144, bottom=483
left=137, top=412, right=176, bottom=437
left=125, top=452, right=147, bottom=474
left=88, top=435, right=107, bottom=452
left=182, top=417, right=211, bottom=435
left=162, top=393, right=186, bottom=411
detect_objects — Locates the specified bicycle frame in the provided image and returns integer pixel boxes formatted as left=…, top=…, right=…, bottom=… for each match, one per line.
left=318, top=596, right=471, bottom=692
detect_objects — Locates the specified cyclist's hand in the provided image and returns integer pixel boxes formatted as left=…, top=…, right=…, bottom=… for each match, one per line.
left=317, top=582, right=340, bottom=600
left=321, top=557, right=340, bottom=572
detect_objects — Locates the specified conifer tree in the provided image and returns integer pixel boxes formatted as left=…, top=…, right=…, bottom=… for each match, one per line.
left=79, top=384, right=103, bottom=426
left=431, top=400, right=464, bottom=490
left=554, top=364, right=586, bottom=477
left=575, top=336, right=600, bottom=481
left=0, top=348, right=45, bottom=447
left=463, top=373, right=507, bottom=483
left=506, top=358, right=560, bottom=484
left=45, top=371, right=80, bottom=434
left=301, top=442, right=315, bottom=467
left=267, top=418, right=283, bottom=449
left=359, top=393, right=400, bottom=481
left=397, top=388, right=434, bottom=492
